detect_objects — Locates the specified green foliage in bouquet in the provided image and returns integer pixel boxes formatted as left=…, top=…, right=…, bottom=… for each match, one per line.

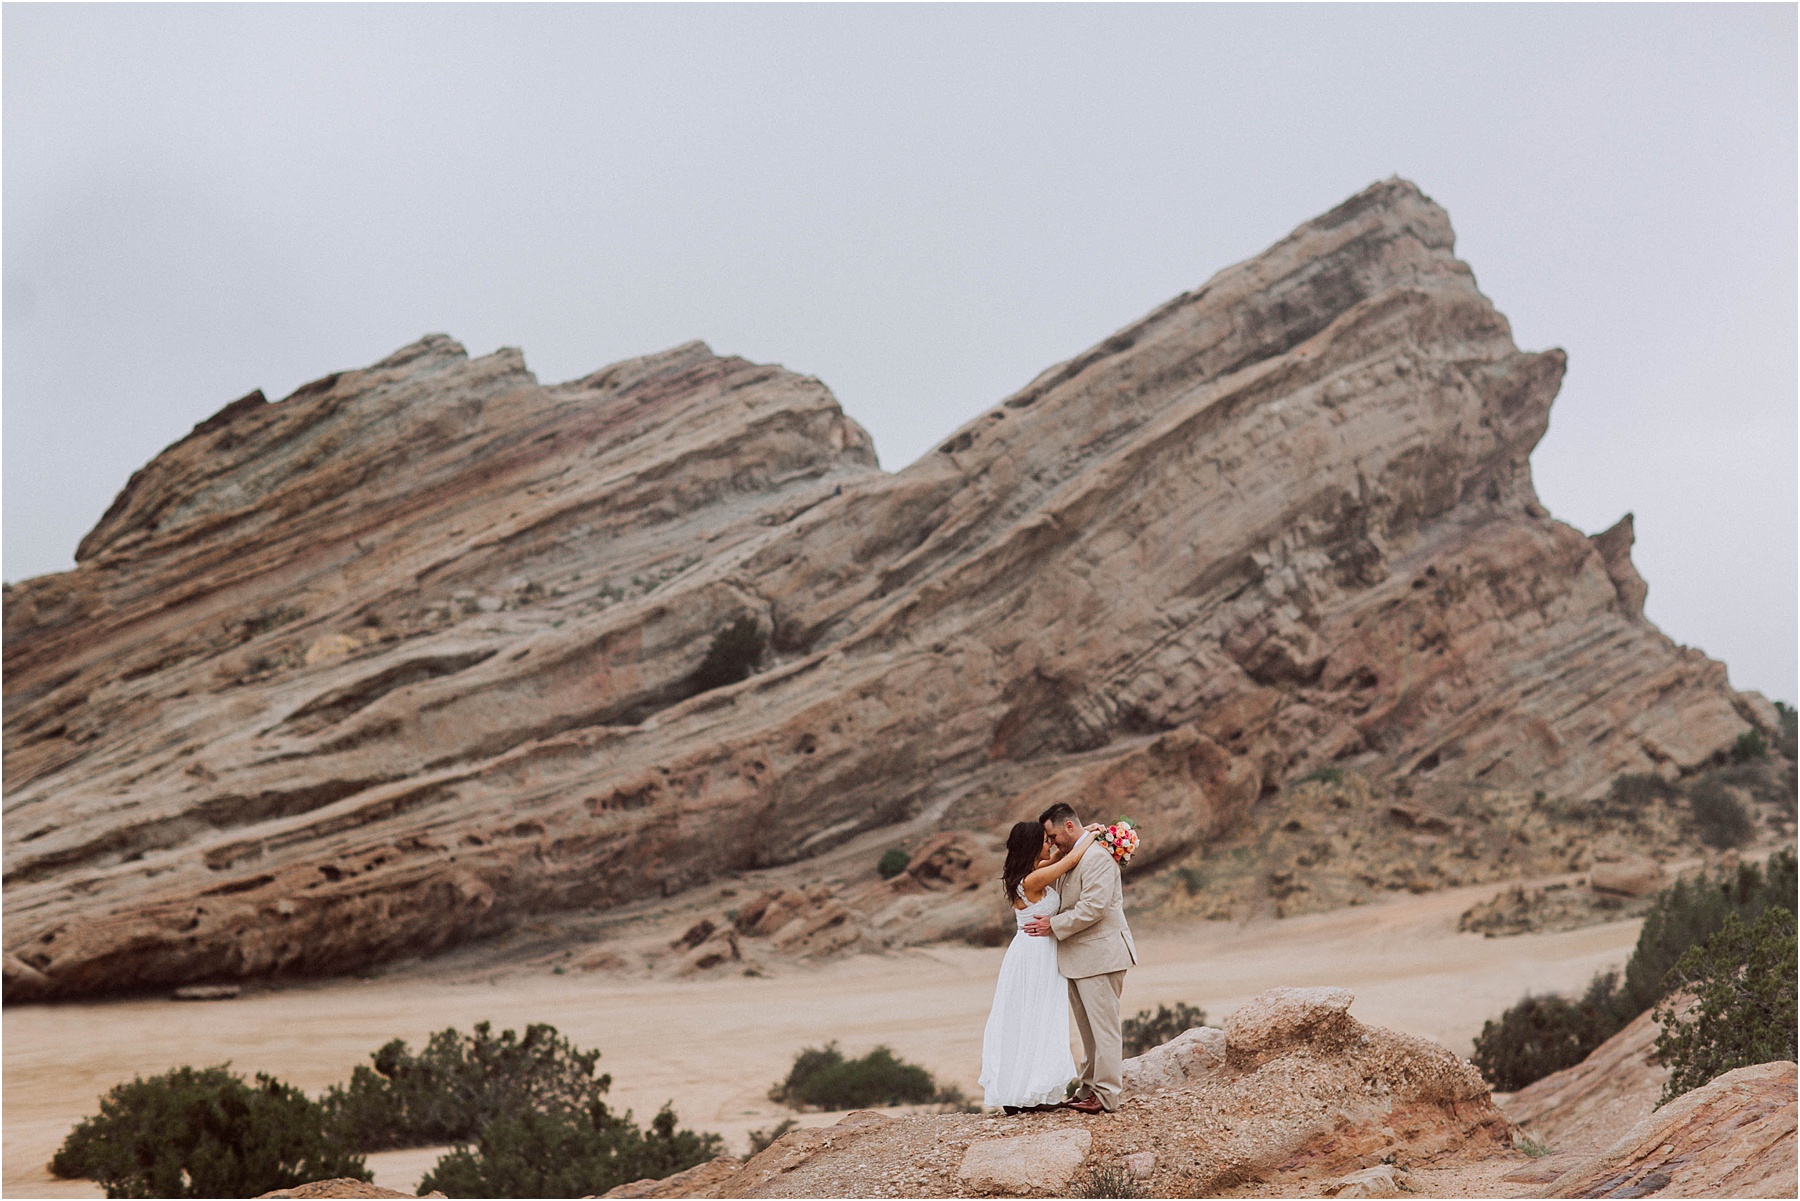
left=51, top=1065, right=368, bottom=1199
left=1653, top=905, right=1798, bottom=1104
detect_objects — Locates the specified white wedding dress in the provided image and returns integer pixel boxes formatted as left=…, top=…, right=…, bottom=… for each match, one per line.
left=978, top=885, right=1079, bottom=1109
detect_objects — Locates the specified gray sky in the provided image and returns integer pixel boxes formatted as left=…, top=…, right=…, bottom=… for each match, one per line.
left=5, top=4, right=1795, bottom=703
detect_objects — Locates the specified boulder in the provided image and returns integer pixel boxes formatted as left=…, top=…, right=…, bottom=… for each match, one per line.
left=956, top=1129, right=1093, bottom=1196
left=1223, top=986, right=1355, bottom=1056
left=1321, top=1164, right=1414, bottom=1198
left=1588, top=856, right=1665, bottom=898
left=1547, top=1061, right=1797, bottom=1198
left=1122, top=1026, right=1226, bottom=1094
left=600, top=1155, right=743, bottom=1198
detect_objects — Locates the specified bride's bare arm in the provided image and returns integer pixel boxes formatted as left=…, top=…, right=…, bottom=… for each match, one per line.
left=1022, top=829, right=1098, bottom=892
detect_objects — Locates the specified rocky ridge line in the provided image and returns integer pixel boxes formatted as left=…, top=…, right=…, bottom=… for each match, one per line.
left=4, top=177, right=1778, bottom=1000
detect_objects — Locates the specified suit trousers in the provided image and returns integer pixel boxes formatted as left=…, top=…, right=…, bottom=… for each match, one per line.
left=1067, top=970, right=1126, bottom=1111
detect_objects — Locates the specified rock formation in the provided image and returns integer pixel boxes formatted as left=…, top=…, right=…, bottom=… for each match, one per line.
left=1544, top=1061, right=1796, bottom=1198
left=4, top=177, right=1778, bottom=999
left=600, top=986, right=1513, bottom=1197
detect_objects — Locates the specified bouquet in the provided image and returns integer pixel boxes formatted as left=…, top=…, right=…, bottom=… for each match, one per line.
left=1097, top=818, right=1140, bottom=865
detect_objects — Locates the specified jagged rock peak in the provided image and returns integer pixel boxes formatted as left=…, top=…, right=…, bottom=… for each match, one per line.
left=3, top=179, right=1773, bottom=1002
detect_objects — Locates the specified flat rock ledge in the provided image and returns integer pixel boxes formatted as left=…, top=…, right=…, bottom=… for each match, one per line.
left=956, top=1128, right=1093, bottom=1195
left=1546, top=1060, right=1798, bottom=1199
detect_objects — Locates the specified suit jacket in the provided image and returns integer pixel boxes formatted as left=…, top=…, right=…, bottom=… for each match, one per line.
left=1048, top=841, right=1137, bottom=978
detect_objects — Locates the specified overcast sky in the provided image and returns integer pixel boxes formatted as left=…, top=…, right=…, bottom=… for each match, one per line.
left=5, top=4, right=1794, bottom=702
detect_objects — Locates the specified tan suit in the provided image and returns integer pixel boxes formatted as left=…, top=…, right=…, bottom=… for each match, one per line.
left=1048, top=842, right=1136, bottom=1110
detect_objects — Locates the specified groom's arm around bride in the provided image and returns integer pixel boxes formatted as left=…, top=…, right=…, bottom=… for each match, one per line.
left=1023, top=804, right=1136, bottom=1113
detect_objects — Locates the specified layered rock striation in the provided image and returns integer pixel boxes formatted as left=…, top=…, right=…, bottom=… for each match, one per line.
left=4, top=178, right=1774, bottom=999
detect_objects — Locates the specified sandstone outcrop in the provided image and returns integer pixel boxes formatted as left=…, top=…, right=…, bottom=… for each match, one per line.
left=5, top=177, right=1777, bottom=999
left=1545, top=1061, right=1797, bottom=1198
left=612, top=987, right=1512, bottom=1197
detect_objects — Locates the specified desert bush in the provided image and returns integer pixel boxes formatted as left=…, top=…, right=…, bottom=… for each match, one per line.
left=1121, top=1002, right=1208, bottom=1057
left=1297, top=766, right=1345, bottom=787
left=419, top=1102, right=721, bottom=1199
left=1471, top=850, right=1797, bottom=1091
left=1512, top=1130, right=1553, bottom=1158
left=321, top=1021, right=612, bottom=1150
left=691, top=616, right=765, bottom=693
left=1653, top=906, right=1798, bottom=1104
left=1732, top=729, right=1770, bottom=762
left=1775, top=701, right=1798, bottom=759
left=1620, top=849, right=1796, bottom=1016
left=1470, top=971, right=1624, bottom=1092
left=1686, top=776, right=1755, bottom=849
left=1603, top=772, right=1683, bottom=815
left=746, top=1117, right=798, bottom=1154
left=877, top=848, right=909, bottom=879
left=51, top=1065, right=368, bottom=1199
left=767, top=1042, right=958, bottom=1110
left=1072, top=1163, right=1149, bottom=1198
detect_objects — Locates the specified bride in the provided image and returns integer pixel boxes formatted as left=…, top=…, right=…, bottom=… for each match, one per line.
left=978, top=818, right=1100, bottom=1112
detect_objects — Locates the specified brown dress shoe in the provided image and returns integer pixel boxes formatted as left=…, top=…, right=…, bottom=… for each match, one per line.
left=1061, top=1095, right=1106, bottom=1114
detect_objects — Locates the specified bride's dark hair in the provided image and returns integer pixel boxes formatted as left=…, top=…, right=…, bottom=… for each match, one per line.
left=1001, top=820, right=1047, bottom=903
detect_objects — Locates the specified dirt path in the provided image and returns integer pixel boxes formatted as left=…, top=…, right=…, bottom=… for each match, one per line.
left=3, top=877, right=1639, bottom=1197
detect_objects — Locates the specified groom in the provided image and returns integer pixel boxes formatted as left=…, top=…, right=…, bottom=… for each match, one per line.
left=1022, top=802, right=1137, bottom=1115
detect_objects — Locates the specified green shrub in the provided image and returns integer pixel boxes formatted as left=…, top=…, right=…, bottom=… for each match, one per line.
left=1072, top=1163, right=1149, bottom=1198
left=1774, top=701, right=1798, bottom=759
left=1121, top=1002, right=1209, bottom=1057
left=877, top=848, right=910, bottom=880
left=321, top=1021, right=612, bottom=1150
left=419, top=1103, right=721, bottom=1199
left=1470, top=972, right=1624, bottom=1092
left=1687, top=777, right=1755, bottom=848
left=746, top=1117, right=797, bottom=1154
left=51, top=1065, right=368, bottom=1199
left=1298, top=766, right=1345, bottom=787
left=1621, top=850, right=1796, bottom=1017
left=1470, top=850, right=1797, bottom=1091
left=1732, top=729, right=1770, bottom=762
left=1653, top=906, right=1798, bottom=1104
left=767, top=1042, right=954, bottom=1110
left=691, top=617, right=765, bottom=693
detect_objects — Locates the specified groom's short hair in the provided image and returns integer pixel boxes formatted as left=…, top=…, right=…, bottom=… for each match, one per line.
left=1039, top=802, right=1079, bottom=827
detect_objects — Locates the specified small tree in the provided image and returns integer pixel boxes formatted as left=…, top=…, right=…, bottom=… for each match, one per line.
left=1687, top=777, right=1755, bottom=849
left=419, top=1103, right=721, bottom=1199
left=767, top=1043, right=955, bottom=1110
left=321, top=1021, right=613, bottom=1150
left=51, top=1065, right=368, bottom=1199
left=1470, top=972, right=1624, bottom=1092
left=876, top=849, right=909, bottom=879
left=1653, top=906, right=1798, bottom=1104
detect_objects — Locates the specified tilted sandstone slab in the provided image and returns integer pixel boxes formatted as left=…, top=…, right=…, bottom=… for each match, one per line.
left=4, top=178, right=1775, bottom=999
left=1546, top=1061, right=1798, bottom=1198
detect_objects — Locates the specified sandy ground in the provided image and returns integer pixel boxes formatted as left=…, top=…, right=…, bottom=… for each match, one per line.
left=3, top=876, right=1640, bottom=1198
